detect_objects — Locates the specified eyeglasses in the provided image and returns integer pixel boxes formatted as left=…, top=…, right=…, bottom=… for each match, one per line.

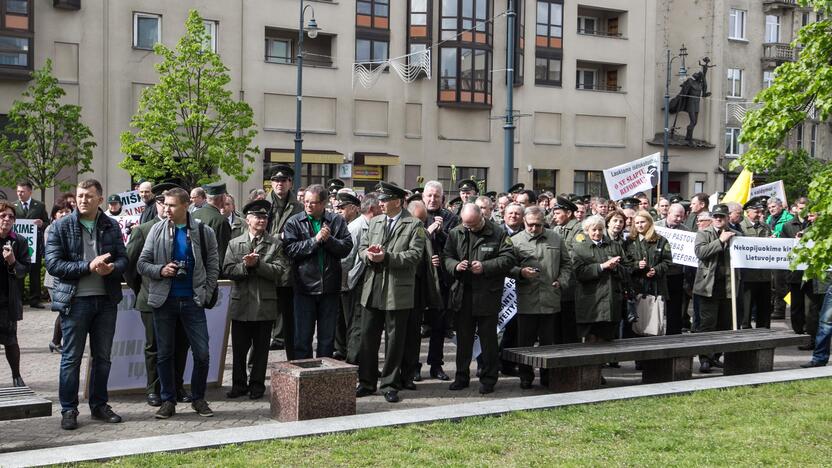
left=697, top=219, right=712, bottom=223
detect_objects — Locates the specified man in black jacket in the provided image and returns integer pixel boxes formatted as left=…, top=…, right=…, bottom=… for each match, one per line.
left=283, top=184, right=353, bottom=359
left=14, top=181, right=49, bottom=308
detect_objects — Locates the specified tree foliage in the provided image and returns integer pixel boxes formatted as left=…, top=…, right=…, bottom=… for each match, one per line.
left=0, top=59, right=96, bottom=201
left=763, top=149, right=825, bottom=204
left=120, top=10, right=258, bottom=190
left=740, top=0, right=832, bottom=278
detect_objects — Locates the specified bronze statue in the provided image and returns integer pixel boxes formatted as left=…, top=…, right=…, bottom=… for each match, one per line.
left=669, top=57, right=715, bottom=146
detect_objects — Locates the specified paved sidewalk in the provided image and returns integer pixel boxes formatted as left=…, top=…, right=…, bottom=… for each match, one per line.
left=0, top=306, right=816, bottom=453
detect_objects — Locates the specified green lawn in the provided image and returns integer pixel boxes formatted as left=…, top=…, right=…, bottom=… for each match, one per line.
left=97, top=378, right=832, bottom=467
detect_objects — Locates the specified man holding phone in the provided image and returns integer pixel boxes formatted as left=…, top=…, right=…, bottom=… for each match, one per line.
left=46, top=179, right=128, bottom=430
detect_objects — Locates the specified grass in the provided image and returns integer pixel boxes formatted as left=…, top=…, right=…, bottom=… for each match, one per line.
left=93, top=378, right=832, bottom=467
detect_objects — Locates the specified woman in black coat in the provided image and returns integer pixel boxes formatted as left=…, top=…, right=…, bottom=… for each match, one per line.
left=0, top=200, right=31, bottom=387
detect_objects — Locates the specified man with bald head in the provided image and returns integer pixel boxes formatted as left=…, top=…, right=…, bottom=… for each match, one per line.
left=657, top=203, right=693, bottom=335
left=138, top=181, right=157, bottom=224
left=443, top=203, right=515, bottom=394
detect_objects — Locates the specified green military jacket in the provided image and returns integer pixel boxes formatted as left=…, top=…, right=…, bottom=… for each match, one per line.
left=739, top=217, right=773, bottom=283
left=693, top=226, right=742, bottom=298
left=443, top=220, right=515, bottom=317
left=358, top=210, right=426, bottom=311
left=553, top=217, right=582, bottom=300
left=125, top=217, right=162, bottom=312
left=268, top=191, right=303, bottom=237
left=571, top=234, right=628, bottom=324
left=510, top=228, right=572, bottom=315
left=222, top=231, right=289, bottom=322
left=193, top=204, right=232, bottom=267
left=13, top=198, right=49, bottom=225
left=627, top=235, right=673, bottom=297
left=229, top=212, right=245, bottom=240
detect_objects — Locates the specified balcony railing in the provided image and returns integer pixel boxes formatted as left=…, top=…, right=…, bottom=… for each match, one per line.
left=763, top=0, right=798, bottom=12
left=577, top=28, right=624, bottom=38
left=762, top=43, right=799, bottom=63
left=576, top=83, right=622, bottom=92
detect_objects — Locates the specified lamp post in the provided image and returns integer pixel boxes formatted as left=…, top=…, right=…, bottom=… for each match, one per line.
left=503, top=0, right=516, bottom=192
left=294, top=2, right=320, bottom=184
left=662, top=44, right=688, bottom=196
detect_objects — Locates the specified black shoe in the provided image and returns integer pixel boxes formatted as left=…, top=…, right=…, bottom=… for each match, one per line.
left=226, top=387, right=249, bottom=399
left=61, top=409, right=79, bottom=430
left=600, top=376, right=607, bottom=385
left=500, top=367, right=518, bottom=377
left=770, top=313, right=785, bottom=320
left=332, top=351, right=346, bottom=361
left=420, top=326, right=431, bottom=338
left=798, top=337, right=815, bottom=351
left=402, top=381, right=417, bottom=391
left=699, top=360, right=711, bottom=373
left=177, top=391, right=193, bottom=403
left=29, top=302, right=45, bottom=309
left=430, top=366, right=450, bottom=381
left=476, top=368, right=483, bottom=378
left=412, top=363, right=423, bottom=382
left=449, top=380, right=469, bottom=391
left=711, top=359, right=724, bottom=369
left=12, top=376, right=25, bottom=387
left=191, top=399, right=214, bottom=417
left=801, top=360, right=827, bottom=368
left=605, top=362, right=621, bottom=368
left=445, top=330, right=455, bottom=339
left=355, top=387, right=375, bottom=398
left=91, top=404, right=122, bottom=423
left=249, top=391, right=264, bottom=400
left=384, top=391, right=400, bottom=403
left=49, top=342, right=63, bottom=354
left=478, top=383, right=495, bottom=395
left=269, top=339, right=284, bottom=351
left=146, top=393, right=162, bottom=407
left=520, top=380, right=533, bottom=389
left=155, top=401, right=176, bottom=419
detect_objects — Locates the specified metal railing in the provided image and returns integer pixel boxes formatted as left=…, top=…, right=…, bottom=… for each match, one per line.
left=762, top=43, right=799, bottom=62
left=576, top=83, right=622, bottom=92
left=577, top=28, right=624, bottom=38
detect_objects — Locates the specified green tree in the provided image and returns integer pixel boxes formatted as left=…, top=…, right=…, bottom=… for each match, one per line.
left=762, top=149, right=824, bottom=204
left=740, top=0, right=832, bottom=278
left=121, top=9, right=257, bottom=190
left=0, top=59, right=96, bottom=201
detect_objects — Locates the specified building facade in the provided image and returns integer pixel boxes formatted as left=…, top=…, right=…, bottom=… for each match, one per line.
left=0, top=0, right=824, bottom=204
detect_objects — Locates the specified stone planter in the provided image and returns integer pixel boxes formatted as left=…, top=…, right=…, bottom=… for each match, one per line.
left=270, top=357, right=357, bottom=422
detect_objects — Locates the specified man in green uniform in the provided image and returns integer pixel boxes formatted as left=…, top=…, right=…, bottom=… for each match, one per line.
left=739, top=196, right=773, bottom=329
left=550, top=196, right=581, bottom=344
left=356, top=182, right=425, bottom=403
left=193, top=182, right=232, bottom=267
left=444, top=203, right=515, bottom=394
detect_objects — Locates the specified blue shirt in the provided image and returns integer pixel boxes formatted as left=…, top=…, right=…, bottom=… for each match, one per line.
left=170, top=225, right=194, bottom=297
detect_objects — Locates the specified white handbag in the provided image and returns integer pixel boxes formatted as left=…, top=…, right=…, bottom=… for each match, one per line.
left=631, top=294, right=666, bottom=336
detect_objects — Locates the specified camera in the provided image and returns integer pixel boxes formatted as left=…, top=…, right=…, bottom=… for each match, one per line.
left=175, top=260, right=188, bottom=279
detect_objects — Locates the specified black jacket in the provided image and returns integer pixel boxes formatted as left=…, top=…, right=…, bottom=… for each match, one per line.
left=283, top=211, right=353, bottom=295
left=425, top=207, right=458, bottom=287
left=0, top=231, right=30, bottom=322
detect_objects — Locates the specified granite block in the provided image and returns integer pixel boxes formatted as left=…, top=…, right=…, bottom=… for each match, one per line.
left=270, top=358, right=358, bottom=422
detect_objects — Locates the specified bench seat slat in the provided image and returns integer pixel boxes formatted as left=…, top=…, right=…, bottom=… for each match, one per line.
left=0, top=386, right=53, bottom=421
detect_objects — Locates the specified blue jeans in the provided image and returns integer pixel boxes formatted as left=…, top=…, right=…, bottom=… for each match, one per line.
left=293, top=293, right=339, bottom=359
left=154, top=297, right=209, bottom=403
left=811, top=287, right=832, bottom=364
left=59, top=296, right=117, bottom=413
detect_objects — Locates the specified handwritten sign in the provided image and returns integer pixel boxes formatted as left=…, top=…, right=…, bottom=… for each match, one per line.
left=603, top=153, right=661, bottom=201
left=654, top=226, right=698, bottom=267
left=114, top=190, right=146, bottom=217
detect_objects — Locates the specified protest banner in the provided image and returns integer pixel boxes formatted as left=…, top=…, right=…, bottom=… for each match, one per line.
left=603, top=152, right=661, bottom=201
left=89, top=282, right=232, bottom=394
left=729, top=236, right=804, bottom=270
left=109, top=214, right=141, bottom=245
left=471, top=278, right=517, bottom=359
left=12, top=219, right=37, bottom=263
left=654, top=226, right=698, bottom=267
left=114, top=190, right=146, bottom=217
left=750, top=180, right=787, bottom=207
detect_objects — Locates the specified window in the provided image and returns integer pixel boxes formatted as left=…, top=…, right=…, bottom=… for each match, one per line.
left=536, top=0, right=563, bottom=48
left=577, top=16, right=597, bottom=35
left=573, top=170, right=607, bottom=197
left=725, top=127, right=742, bottom=156
left=6, top=0, right=26, bottom=14
left=534, top=56, right=561, bottom=85
left=763, top=70, right=774, bottom=89
left=0, top=36, right=28, bottom=66
left=437, top=0, right=493, bottom=106
left=407, top=0, right=432, bottom=74
left=356, top=0, right=390, bottom=29
left=810, top=123, right=817, bottom=157
left=802, top=12, right=811, bottom=27
left=203, top=20, right=218, bottom=53
left=796, top=123, right=804, bottom=149
left=133, top=13, right=161, bottom=50
left=727, top=68, right=742, bottom=98
left=356, top=37, right=389, bottom=65
left=533, top=169, right=557, bottom=193
left=357, top=0, right=390, bottom=68
left=765, top=15, right=780, bottom=43
left=437, top=165, right=488, bottom=197
left=576, top=68, right=596, bottom=90
left=728, top=9, right=746, bottom=40
left=265, top=38, right=292, bottom=64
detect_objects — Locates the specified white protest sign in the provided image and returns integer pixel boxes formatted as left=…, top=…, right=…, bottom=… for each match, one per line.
left=115, top=190, right=146, bottom=217
left=729, top=236, right=804, bottom=270
left=471, top=278, right=517, bottom=360
left=750, top=180, right=787, bottom=207
left=603, top=153, right=661, bottom=201
left=12, top=219, right=37, bottom=263
left=108, top=214, right=141, bottom=245
left=100, top=283, right=232, bottom=393
left=655, top=226, right=698, bottom=267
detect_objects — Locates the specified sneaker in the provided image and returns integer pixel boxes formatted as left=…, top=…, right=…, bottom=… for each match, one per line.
left=61, top=409, right=79, bottom=430
left=155, top=401, right=176, bottom=419
left=91, top=404, right=122, bottom=423
left=191, top=399, right=214, bottom=417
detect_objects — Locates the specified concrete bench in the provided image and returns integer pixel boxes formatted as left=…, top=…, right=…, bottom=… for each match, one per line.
left=502, top=329, right=805, bottom=393
left=0, top=386, right=52, bottom=421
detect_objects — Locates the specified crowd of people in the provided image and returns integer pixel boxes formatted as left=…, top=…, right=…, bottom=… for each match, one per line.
left=1, top=169, right=830, bottom=431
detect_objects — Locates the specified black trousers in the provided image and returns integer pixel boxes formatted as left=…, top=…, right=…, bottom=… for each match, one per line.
left=742, top=281, right=772, bottom=329
left=517, top=314, right=555, bottom=383
left=425, top=308, right=446, bottom=367
left=772, top=271, right=788, bottom=316
left=334, top=291, right=354, bottom=357
left=358, top=307, right=409, bottom=392
left=696, top=288, right=733, bottom=363
left=805, top=288, right=823, bottom=338
left=665, top=274, right=685, bottom=335
left=554, top=301, right=579, bottom=344
left=272, top=287, right=295, bottom=360
left=789, top=282, right=808, bottom=334
left=402, top=307, right=423, bottom=381
left=231, top=319, right=273, bottom=394
left=499, top=318, right=517, bottom=372
left=455, top=290, right=498, bottom=386
left=141, top=311, right=189, bottom=395
left=346, top=293, right=364, bottom=365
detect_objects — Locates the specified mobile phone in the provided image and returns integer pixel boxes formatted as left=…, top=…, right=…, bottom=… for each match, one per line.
left=530, top=267, right=540, bottom=272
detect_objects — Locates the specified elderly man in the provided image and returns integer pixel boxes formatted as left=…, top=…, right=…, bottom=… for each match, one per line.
left=656, top=197, right=670, bottom=220
left=726, top=202, right=743, bottom=232
left=767, top=197, right=795, bottom=320
left=356, top=182, right=425, bottom=403
left=739, top=197, right=773, bottom=329
left=502, top=203, right=525, bottom=236
left=444, top=203, right=514, bottom=394
left=333, top=191, right=362, bottom=361
left=494, top=194, right=510, bottom=224
left=222, top=199, right=289, bottom=400
left=283, top=184, right=353, bottom=360
left=344, top=194, right=381, bottom=364
left=510, top=206, right=571, bottom=388
left=656, top=203, right=692, bottom=335
left=267, top=164, right=304, bottom=355
left=224, top=195, right=244, bottom=239
left=475, top=195, right=495, bottom=222
left=193, top=182, right=232, bottom=267
left=188, top=187, right=206, bottom=213
left=138, top=181, right=157, bottom=224
left=693, top=204, right=741, bottom=373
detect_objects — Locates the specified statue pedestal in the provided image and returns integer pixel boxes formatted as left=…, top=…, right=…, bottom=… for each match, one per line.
left=646, top=133, right=714, bottom=149
left=269, top=358, right=357, bottom=422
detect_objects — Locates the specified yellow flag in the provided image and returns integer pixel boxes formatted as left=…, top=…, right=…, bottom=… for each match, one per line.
left=784, top=292, right=791, bottom=305
left=722, top=168, right=753, bottom=205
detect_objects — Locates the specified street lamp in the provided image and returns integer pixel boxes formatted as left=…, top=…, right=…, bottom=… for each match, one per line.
left=662, top=45, right=689, bottom=196
left=294, top=3, right=320, bottom=184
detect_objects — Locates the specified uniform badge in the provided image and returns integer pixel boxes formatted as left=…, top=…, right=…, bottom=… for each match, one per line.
left=504, top=237, right=513, bottom=246
left=575, top=233, right=585, bottom=242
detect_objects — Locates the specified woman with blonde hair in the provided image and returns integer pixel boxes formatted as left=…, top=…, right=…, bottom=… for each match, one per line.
left=627, top=211, right=673, bottom=337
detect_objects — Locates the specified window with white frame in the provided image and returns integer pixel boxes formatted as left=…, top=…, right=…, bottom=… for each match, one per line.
left=727, top=68, right=742, bottom=98
left=725, top=127, right=742, bottom=156
left=765, top=15, right=780, bottom=42
left=763, top=70, right=774, bottom=89
left=728, top=9, right=746, bottom=40
left=133, top=13, right=161, bottom=50
left=265, top=38, right=292, bottom=64
left=576, top=68, right=596, bottom=90
left=203, top=20, right=218, bottom=52
left=577, top=16, right=597, bottom=35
